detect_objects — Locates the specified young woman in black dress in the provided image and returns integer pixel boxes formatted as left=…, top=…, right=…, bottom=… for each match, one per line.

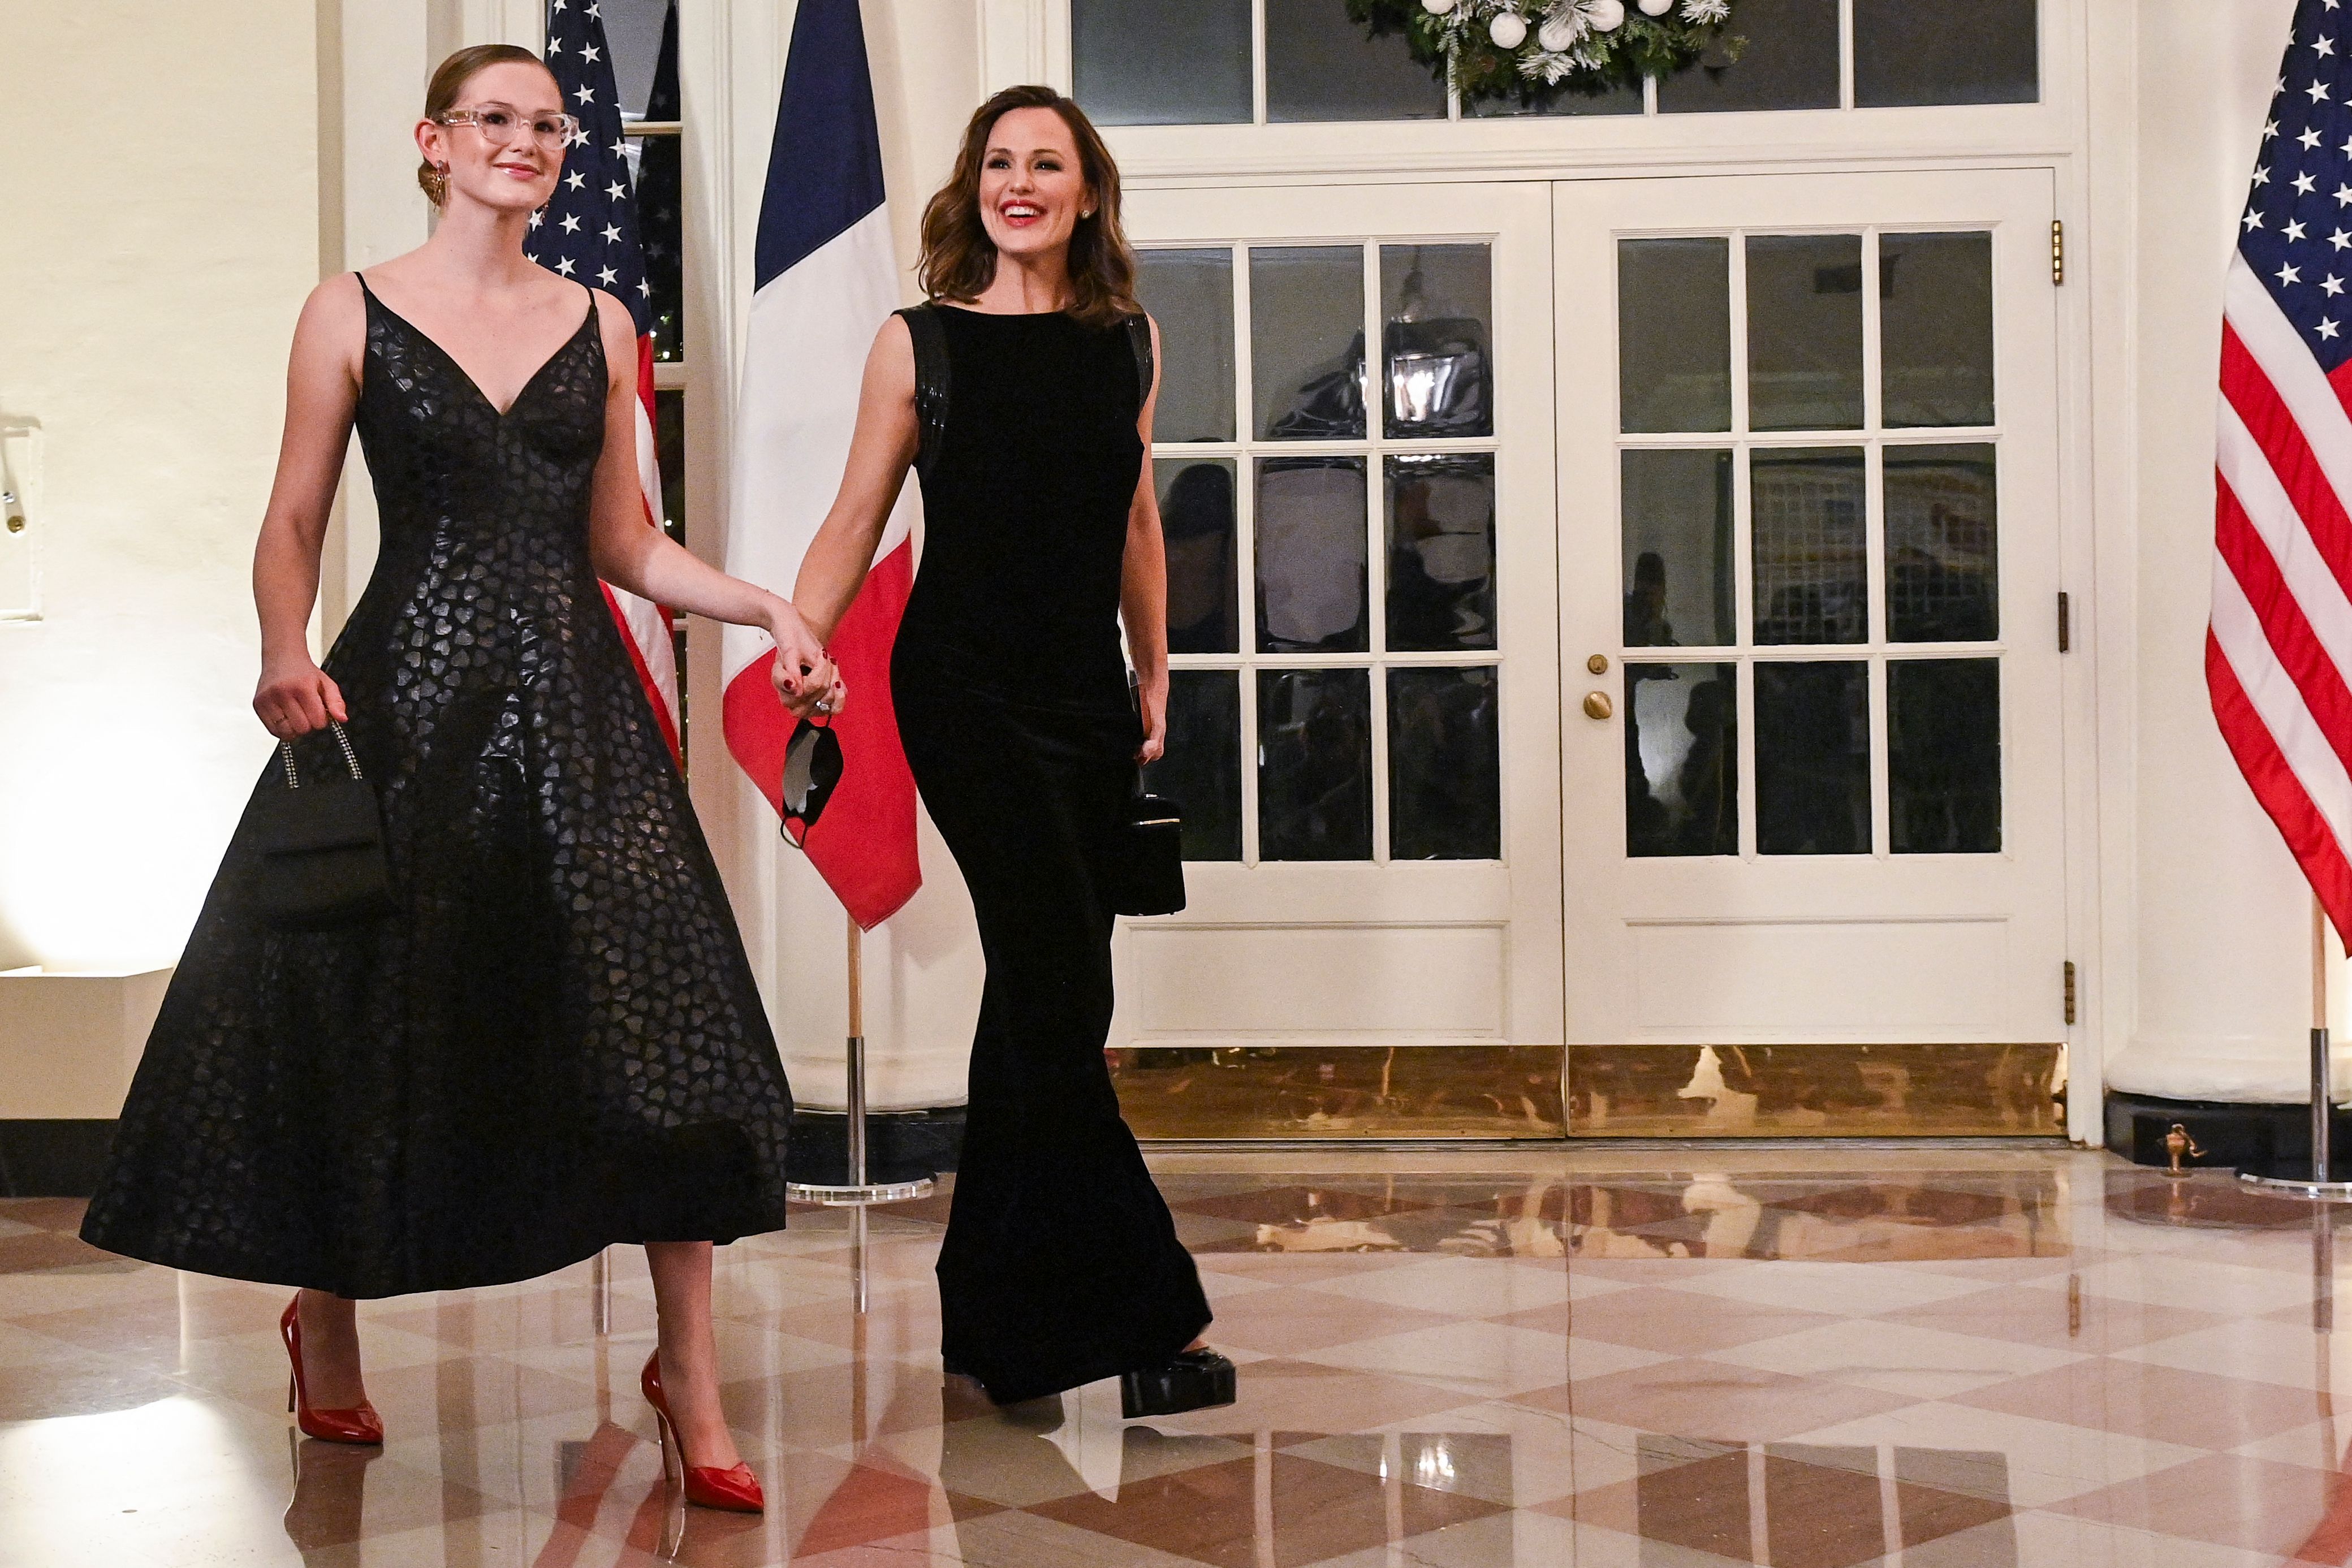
left=792, top=85, right=1235, bottom=1416
left=79, top=46, right=841, bottom=1511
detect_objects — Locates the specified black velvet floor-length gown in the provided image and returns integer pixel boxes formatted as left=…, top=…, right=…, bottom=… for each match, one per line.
left=892, top=304, right=1212, bottom=1405
left=80, top=277, right=794, bottom=1298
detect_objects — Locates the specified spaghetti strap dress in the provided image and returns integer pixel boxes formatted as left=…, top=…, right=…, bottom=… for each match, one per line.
left=79, top=276, right=795, bottom=1298
left=892, top=304, right=1212, bottom=1404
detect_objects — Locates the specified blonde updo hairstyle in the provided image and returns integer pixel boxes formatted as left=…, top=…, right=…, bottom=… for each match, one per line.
left=417, top=43, right=554, bottom=206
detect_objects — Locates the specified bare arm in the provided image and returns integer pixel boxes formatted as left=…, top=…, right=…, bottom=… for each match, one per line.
left=1120, top=314, right=1169, bottom=764
left=582, top=293, right=838, bottom=716
left=252, top=278, right=365, bottom=740
left=792, top=316, right=920, bottom=643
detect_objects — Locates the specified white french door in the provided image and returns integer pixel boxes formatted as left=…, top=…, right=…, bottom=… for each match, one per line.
left=1555, top=169, right=2068, bottom=1048
left=1110, top=182, right=1564, bottom=1057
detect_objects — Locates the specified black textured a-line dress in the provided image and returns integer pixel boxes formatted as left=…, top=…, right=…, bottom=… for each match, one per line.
left=892, top=303, right=1212, bottom=1403
left=79, top=277, right=793, bottom=1298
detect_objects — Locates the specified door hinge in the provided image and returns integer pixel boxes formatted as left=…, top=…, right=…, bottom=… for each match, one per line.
left=2058, top=590, right=2071, bottom=653
left=2051, top=219, right=2065, bottom=286
left=2063, top=961, right=2078, bottom=1026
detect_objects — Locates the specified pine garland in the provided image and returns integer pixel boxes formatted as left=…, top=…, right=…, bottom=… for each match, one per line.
left=1344, top=0, right=1743, bottom=109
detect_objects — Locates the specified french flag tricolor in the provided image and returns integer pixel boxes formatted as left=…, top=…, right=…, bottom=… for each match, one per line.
left=720, top=0, right=921, bottom=930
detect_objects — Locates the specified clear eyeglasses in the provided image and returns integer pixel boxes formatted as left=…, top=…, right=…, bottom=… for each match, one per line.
left=434, top=103, right=580, bottom=149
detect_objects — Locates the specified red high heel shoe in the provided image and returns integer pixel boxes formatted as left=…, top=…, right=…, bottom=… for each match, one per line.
left=640, top=1350, right=763, bottom=1513
left=279, top=1296, right=383, bottom=1445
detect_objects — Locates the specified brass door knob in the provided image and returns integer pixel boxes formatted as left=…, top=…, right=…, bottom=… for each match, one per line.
left=1582, top=691, right=1613, bottom=720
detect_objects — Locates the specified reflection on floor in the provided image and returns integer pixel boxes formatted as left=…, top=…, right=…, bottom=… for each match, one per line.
left=6, top=1150, right=2352, bottom=1564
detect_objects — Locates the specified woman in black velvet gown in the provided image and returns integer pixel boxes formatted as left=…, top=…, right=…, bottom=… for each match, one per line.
left=79, top=46, right=841, bottom=1509
left=792, top=85, right=1233, bottom=1415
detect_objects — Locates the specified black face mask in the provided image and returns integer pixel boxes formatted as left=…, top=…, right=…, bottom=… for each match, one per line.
left=779, top=718, right=843, bottom=849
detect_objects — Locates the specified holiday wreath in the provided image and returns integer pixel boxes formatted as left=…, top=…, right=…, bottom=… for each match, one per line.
left=1345, top=0, right=1743, bottom=109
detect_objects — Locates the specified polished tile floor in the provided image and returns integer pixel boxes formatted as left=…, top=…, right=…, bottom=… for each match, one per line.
left=7, top=1149, right=2352, bottom=1565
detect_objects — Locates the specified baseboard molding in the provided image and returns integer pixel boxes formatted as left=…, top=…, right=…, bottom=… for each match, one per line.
left=0, top=1120, right=115, bottom=1198
left=785, top=1106, right=965, bottom=1187
left=2104, top=1088, right=2350, bottom=1179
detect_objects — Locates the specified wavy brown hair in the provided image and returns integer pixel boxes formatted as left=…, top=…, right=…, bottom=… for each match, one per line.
left=917, top=86, right=1141, bottom=330
left=417, top=44, right=553, bottom=205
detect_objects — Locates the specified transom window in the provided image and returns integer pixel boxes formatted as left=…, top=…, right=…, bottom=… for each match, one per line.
left=1617, top=228, right=2005, bottom=859
left=1138, top=241, right=1504, bottom=864
left=1072, top=0, right=2039, bottom=126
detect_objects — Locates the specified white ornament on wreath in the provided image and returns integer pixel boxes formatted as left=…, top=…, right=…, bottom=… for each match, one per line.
left=1488, top=10, right=1529, bottom=47
left=1586, top=0, right=1626, bottom=30
left=1537, top=12, right=1583, bottom=51
left=1639, top=0, right=1674, bottom=13
left=1422, top=0, right=1458, bottom=14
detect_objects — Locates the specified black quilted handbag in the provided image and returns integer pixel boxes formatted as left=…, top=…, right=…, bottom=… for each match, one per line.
left=247, top=722, right=394, bottom=931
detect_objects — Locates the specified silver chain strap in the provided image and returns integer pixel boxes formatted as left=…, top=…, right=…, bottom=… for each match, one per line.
left=277, top=721, right=366, bottom=791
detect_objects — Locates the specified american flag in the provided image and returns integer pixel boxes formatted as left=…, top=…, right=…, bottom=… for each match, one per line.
left=534, top=0, right=681, bottom=760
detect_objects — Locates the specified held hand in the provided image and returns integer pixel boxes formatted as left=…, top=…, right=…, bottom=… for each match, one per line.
left=255, top=659, right=348, bottom=741
left=767, top=605, right=846, bottom=722
left=1136, top=679, right=1168, bottom=766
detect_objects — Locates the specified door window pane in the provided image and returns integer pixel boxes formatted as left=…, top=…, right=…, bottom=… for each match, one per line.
left=1259, top=668, right=1373, bottom=860
left=1755, top=661, right=1870, bottom=855
left=654, top=390, right=685, bottom=542
left=1468, top=80, right=1645, bottom=119
left=1890, top=659, right=2002, bottom=853
left=1266, top=0, right=1448, bottom=123
left=1626, top=663, right=1738, bottom=858
left=1257, top=458, right=1369, bottom=653
left=1390, top=667, right=1501, bottom=859
left=1882, top=233, right=1995, bottom=428
left=1137, top=249, right=1237, bottom=443
left=1387, top=454, right=1495, bottom=653
left=1622, top=449, right=1735, bottom=649
left=1753, top=447, right=1867, bottom=645
left=1620, top=239, right=1732, bottom=434
left=1656, top=0, right=1840, bottom=114
left=1855, top=0, right=2038, bottom=108
left=1253, top=247, right=1367, bottom=440
left=1160, top=459, right=1239, bottom=655
left=1747, top=234, right=1865, bottom=431
left=1381, top=244, right=1492, bottom=438
left=1885, top=444, right=1999, bottom=642
left=1075, top=0, right=1252, bottom=125
left=1149, top=671, right=1243, bottom=861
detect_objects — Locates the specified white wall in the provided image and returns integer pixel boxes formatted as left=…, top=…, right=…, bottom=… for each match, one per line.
left=0, top=1, right=320, bottom=972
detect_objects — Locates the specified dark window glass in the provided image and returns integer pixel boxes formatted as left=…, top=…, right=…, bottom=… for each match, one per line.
left=1468, top=79, right=1644, bottom=119
left=1751, top=447, right=1866, bottom=645
left=1387, top=454, right=1495, bottom=653
left=1883, top=233, right=1995, bottom=429
left=654, top=388, right=685, bottom=544
left=1381, top=244, right=1492, bottom=439
left=1257, top=457, right=1369, bottom=653
left=1747, top=234, right=1865, bottom=432
left=1389, top=667, right=1501, bottom=860
left=1075, top=0, right=1252, bottom=125
left=1656, top=0, right=1840, bottom=114
left=1160, top=459, right=1238, bottom=655
left=1890, top=659, right=2002, bottom=853
left=1626, top=662, right=1738, bottom=858
left=1148, top=671, right=1244, bottom=861
left=1253, top=247, right=1367, bottom=440
left=1620, top=239, right=1732, bottom=434
left=1622, top=448, right=1735, bottom=649
left=1137, top=249, right=1237, bottom=443
left=628, top=135, right=683, bottom=363
left=1885, top=444, right=1999, bottom=643
left=1855, top=0, right=2038, bottom=108
left=1266, top=0, right=1449, bottom=122
left=1259, top=668, right=1373, bottom=861
left=1755, top=660, right=1870, bottom=856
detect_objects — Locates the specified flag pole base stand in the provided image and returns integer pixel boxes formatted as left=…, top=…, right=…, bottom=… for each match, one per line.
left=2238, top=1171, right=2352, bottom=1200
left=787, top=1178, right=934, bottom=1208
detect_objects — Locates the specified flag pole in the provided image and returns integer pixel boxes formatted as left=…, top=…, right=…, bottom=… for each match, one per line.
left=785, top=909, right=933, bottom=1225
left=2246, top=893, right=2352, bottom=1196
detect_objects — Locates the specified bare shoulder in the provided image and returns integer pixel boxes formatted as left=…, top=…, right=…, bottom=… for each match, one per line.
left=290, top=274, right=367, bottom=375
left=868, top=311, right=916, bottom=386
left=586, top=287, right=640, bottom=377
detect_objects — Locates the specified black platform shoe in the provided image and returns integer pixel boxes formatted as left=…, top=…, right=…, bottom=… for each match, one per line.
left=1120, top=1348, right=1238, bottom=1419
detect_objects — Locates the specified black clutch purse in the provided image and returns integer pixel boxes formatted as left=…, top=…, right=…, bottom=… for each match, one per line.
left=1106, top=773, right=1186, bottom=918
left=247, top=722, right=394, bottom=931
